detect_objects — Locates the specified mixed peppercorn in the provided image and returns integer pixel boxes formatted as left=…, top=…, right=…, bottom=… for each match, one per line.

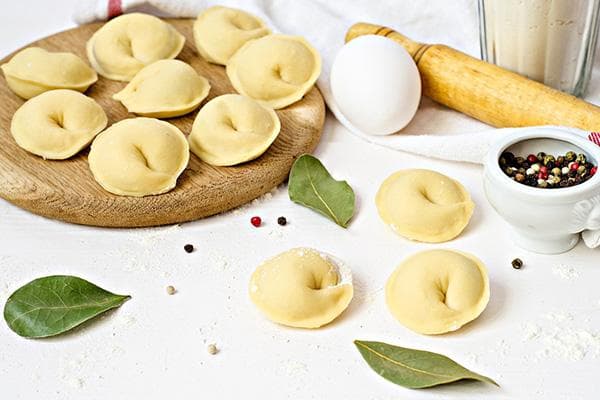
left=499, top=150, right=597, bottom=188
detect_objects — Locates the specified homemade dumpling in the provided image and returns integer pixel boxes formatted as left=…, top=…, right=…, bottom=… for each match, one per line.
left=88, top=118, right=189, bottom=197
left=226, top=34, right=321, bottom=109
left=249, top=248, right=353, bottom=328
left=113, top=60, right=210, bottom=118
left=1, top=47, right=97, bottom=99
left=188, top=94, right=280, bottom=166
left=386, top=249, right=490, bottom=335
left=193, top=6, right=270, bottom=65
left=86, top=13, right=185, bottom=81
left=10, top=89, right=107, bottom=159
left=376, top=169, right=474, bottom=243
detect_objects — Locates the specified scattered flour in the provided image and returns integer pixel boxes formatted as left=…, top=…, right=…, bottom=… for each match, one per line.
left=522, top=322, right=542, bottom=341
left=552, top=264, right=580, bottom=280
left=282, top=359, right=308, bottom=377
left=521, top=312, right=600, bottom=362
left=228, top=186, right=281, bottom=215
left=538, top=328, right=600, bottom=361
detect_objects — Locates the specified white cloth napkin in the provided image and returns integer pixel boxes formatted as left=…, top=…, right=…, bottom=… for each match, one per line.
left=73, top=0, right=600, bottom=164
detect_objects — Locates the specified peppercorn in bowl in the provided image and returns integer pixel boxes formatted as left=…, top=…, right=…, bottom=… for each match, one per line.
left=483, top=126, right=600, bottom=254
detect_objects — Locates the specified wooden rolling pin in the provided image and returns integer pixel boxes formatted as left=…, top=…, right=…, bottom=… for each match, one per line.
left=346, top=23, right=600, bottom=131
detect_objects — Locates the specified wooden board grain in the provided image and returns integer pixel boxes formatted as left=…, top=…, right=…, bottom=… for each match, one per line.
left=0, top=19, right=325, bottom=228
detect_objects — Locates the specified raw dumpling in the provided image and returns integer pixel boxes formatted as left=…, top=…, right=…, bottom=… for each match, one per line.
left=10, top=89, right=107, bottom=159
left=226, top=34, right=321, bottom=109
left=1, top=47, right=97, bottom=99
left=386, top=249, right=490, bottom=335
left=86, top=13, right=185, bottom=81
left=188, top=94, right=280, bottom=166
left=88, top=118, right=189, bottom=197
left=376, top=169, right=474, bottom=243
left=249, top=248, right=353, bottom=328
left=113, top=60, right=210, bottom=118
left=193, top=6, right=270, bottom=65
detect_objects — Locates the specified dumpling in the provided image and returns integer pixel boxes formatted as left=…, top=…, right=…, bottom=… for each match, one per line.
left=88, top=118, right=189, bottom=197
left=188, top=94, right=280, bottom=166
left=10, top=89, right=107, bottom=159
left=113, top=60, right=211, bottom=118
left=386, top=249, right=490, bottom=335
left=1, top=47, right=97, bottom=99
left=249, top=248, right=353, bottom=328
left=86, top=13, right=185, bottom=81
left=376, top=169, right=474, bottom=243
left=226, top=34, right=321, bottom=109
left=193, top=6, right=270, bottom=65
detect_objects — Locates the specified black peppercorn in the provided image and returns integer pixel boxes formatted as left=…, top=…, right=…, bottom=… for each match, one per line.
left=184, top=244, right=194, bottom=253
left=277, top=216, right=287, bottom=226
left=501, top=151, right=515, bottom=162
left=511, top=258, right=523, bottom=269
left=515, top=156, right=526, bottom=166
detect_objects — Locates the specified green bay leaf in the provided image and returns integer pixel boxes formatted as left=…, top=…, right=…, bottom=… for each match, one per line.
left=354, top=340, right=498, bottom=389
left=3, top=275, right=130, bottom=338
left=288, top=154, right=355, bottom=228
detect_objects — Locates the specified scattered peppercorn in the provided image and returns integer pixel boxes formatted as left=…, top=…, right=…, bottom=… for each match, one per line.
left=500, top=150, right=596, bottom=189
left=515, top=173, right=525, bottom=183
left=511, top=258, right=523, bottom=269
left=166, top=285, right=176, bottom=295
left=277, top=216, right=287, bottom=226
left=207, top=343, right=218, bottom=355
left=184, top=244, right=194, bottom=253
left=250, top=216, right=262, bottom=227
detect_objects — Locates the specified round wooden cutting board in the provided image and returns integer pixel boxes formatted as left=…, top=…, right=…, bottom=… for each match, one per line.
left=0, top=19, right=325, bottom=228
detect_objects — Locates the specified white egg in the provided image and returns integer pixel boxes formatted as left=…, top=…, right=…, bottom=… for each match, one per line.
left=330, top=35, right=421, bottom=136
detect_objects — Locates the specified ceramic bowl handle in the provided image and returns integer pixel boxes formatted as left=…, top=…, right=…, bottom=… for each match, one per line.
left=346, top=22, right=600, bottom=132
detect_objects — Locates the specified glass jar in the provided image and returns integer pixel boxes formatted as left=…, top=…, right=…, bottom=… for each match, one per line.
left=478, top=0, right=600, bottom=97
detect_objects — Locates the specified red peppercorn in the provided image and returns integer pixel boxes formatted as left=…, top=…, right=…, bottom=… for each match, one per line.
left=527, top=154, right=538, bottom=164
left=591, top=166, right=598, bottom=176
left=571, top=162, right=580, bottom=171
left=250, top=216, right=262, bottom=227
left=538, top=172, right=548, bottom=180
left=539, top=165, right=548, bottom=174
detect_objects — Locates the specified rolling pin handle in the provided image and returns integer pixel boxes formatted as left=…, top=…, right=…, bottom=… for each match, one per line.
left=345, top=22, right=427, bottom=62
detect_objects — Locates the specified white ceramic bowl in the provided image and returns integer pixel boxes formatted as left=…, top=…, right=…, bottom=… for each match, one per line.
left=484, top=126, right=600, bottom=254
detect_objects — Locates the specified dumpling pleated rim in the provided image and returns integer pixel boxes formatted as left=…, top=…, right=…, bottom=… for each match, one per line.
left=86, top=13, right=186, bottom=82
left=112, top=60, right=211, bottom=118
left=226, top=34, right=322, bottom=109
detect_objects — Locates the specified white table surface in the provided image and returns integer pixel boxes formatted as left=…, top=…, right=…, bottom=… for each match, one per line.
left=1, top=1, right=599, bottom=399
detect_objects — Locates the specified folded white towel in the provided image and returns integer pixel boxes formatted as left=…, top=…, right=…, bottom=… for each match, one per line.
left=73, top=0, right=600, bottom=165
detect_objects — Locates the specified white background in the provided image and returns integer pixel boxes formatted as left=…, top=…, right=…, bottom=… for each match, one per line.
left=1, top=1, right=600, bottom=399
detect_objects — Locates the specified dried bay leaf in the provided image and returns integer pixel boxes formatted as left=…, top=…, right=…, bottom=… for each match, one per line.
left=4, top=275, right=130, bottom=338
left=354, top=340, right=498, bottom=389
left=288, top=154, right=355, bottom=227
